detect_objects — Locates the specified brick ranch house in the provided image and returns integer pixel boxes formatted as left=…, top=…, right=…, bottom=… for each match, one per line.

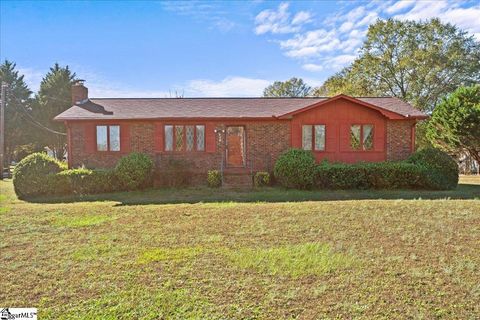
left=55, top=81, right=427, bottom=186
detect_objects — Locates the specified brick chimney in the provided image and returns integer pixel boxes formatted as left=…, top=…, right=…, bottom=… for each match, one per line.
left=71, top=80, right=88, bottom=105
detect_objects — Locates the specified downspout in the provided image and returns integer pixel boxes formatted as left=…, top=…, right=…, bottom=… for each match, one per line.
left=65, top=121, right=72, bottom=168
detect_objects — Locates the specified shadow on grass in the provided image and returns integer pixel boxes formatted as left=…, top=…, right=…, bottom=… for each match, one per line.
left=24, top=183, right=480, bottom=205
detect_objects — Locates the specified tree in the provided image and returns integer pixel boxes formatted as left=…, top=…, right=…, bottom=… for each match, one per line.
left=0, top=60, right=33, bottom=165
left=263, top=77, right=312, bottom=97
left=317, top=19, right=480, bottom=112
left=32, top=63, right=76, bottom=159
left=427, top=85, right=480, bottom=164
left=313, top=66, right=375, bottom=97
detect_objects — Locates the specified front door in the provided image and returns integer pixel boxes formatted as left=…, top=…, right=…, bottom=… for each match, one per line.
left=226, top=126, right=245, bottom=167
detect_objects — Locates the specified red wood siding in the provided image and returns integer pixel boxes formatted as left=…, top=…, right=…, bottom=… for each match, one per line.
left=291, top=98, right=387, bottom=163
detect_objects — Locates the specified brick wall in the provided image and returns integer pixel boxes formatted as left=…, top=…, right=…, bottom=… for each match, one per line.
left=69, top=121, right=291, bottom=184
left=386, top=120, right=416, bottom=161
left=246, top=122, right=290, bottom=172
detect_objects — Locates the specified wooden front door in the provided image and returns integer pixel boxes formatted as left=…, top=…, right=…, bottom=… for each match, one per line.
left=226, top=126, right=245, bottom=167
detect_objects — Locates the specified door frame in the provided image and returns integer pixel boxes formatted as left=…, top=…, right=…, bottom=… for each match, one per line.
left=225, top=125, right=246, bottom=168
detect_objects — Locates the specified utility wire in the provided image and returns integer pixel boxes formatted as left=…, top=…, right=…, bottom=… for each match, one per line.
left=5, top=92, right=67, bottom=136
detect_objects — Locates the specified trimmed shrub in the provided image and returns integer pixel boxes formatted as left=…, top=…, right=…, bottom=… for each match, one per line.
left=207, top=170, right=222, bottom=188
left=254, top=172, right=270, bottom=188
left=274, top=149, right=316, bottom=189
left=115, top=153, right=154, bottom=190
left=315, top=161, right=432, bottom=190
left=158, top=159, right=194, bottom=187
left=53, top=168, right=121, bottom=194
left=13, top=152, right=66, bottom=198
left=407, top=148, right=459, bottom=190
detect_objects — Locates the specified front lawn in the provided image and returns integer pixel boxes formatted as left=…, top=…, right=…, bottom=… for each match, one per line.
left=1, top=177, right=479, bottom=319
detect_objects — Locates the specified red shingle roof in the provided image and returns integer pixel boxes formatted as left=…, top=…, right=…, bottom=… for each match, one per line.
left=54, top=96, right=427, bottom=121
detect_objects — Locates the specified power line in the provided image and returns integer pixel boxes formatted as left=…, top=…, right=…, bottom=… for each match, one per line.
left=6, top=90, right=67, bottom=136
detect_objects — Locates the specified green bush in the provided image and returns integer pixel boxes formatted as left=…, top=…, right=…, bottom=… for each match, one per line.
left=254, top=172, right=270, bottom=188
left=207, top=170, right=222, bottom=188
left=158, top=158, right=194, bottom=187
left=13, top=152, right=67, bottom=198
left=407, top=148, right=459, bottom=190
left=52, top=168, right=120, bottom=195
left=315, top=161, right=430, bottom=189
left=115, top=153, right=154, bottom=190
left=274, top=149, right=316, bottom=189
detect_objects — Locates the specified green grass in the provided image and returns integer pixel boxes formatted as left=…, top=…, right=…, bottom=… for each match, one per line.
left=1, top=176, right=480, bottom=319
left=139, top=247, right=204, bottom=264
left=52, top=213, right=114, bottom=228
left=226, top=243, right=356, bottom=277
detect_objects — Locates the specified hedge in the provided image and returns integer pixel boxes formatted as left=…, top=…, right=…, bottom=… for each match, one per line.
left=13, top=152, right=153, bottom=198
left=315, top=161, right=430, bottom=190
left=274, top=149, right=316, bottom=189
left=46, top=168, right=121, bottom=195
left=13, top=152, right=67, bottom=198
left=275, top=148, right=458, bottom=190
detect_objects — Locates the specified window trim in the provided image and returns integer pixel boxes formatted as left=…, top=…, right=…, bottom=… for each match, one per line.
left=96, top=124, right=121, bottom=152
left=164, top=124, right=206, bottom=153
left=302, top=124, right=326, bottom=152
left=350, top=124, right=375, bottom=151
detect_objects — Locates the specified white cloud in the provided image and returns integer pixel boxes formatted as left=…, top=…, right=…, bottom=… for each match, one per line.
left=279, top=29, right=341, bottom=57
left=385, top=0, right=416, bottom=14
left=339, top=21, right=354, bottom=33
left=395, top=0, right=480, bottom=40
left=324, top=55, right=357, bottom=69
left=302, top=63, right=323, bottom=72
left=292, top=11, right=313, bottom=25
left=185, top=76, right=271, bottom=97
left=254, top=0, right=480, bottom=75
left=255, top=2, right=312, bottom=35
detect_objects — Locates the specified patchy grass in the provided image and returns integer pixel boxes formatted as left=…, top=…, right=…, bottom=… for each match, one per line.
left=1, top=177, right=480, bottom=319
left=226, top=243, right=356, bottom=277
left=52, top=213, right=114, bottom=228
left=139, top=247, right=204, bottom=264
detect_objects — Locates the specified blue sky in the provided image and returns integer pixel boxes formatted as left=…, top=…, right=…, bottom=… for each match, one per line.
left=1, top=0, right=479, bottom=97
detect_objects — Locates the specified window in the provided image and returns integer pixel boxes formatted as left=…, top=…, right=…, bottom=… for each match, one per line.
left=350, top=124, right=374, bottom=151
left=165, top=124, right=205, bottom=152
left=96, top=125, right=120, bottom=152
left=302, top=124, right=325, bottom=151
left=165, top=125, right=173, bottom=151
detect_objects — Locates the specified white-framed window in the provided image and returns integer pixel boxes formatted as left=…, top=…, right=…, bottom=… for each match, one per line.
left=96, top=125, right=120, bottom=151
left=302, top=124, right=326, bottom=151
left=165, top=124, right=205, bottom=152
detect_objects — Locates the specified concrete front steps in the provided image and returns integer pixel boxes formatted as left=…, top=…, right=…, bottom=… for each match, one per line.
left=222, top=168, right=253, bottom=189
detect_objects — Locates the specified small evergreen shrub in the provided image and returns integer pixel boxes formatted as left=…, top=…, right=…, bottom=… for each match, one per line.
left=274, top=149, right=316, bottom=189
left=115, top=153, right=154, bottom=190
left=13, top=152, right=66, bottom=198
left=207, top=170, right=222, bottom=188
left=407, top=148, right=459, bottom=190
left=254, top=172, right=270, bottom=187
